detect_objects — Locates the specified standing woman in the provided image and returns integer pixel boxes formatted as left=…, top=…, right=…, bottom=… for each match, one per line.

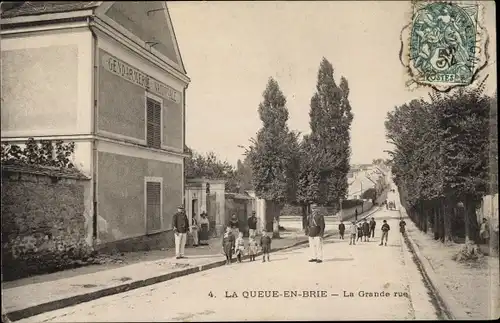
left=199, top=211, right=210, bottom=246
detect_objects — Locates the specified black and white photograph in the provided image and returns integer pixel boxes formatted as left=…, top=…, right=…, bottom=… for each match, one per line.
left=0, top=1, right=498, bottom=321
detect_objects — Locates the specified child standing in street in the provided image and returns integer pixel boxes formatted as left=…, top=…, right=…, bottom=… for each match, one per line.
left=362, top=218, right=370, bottom=242
left=380, top=220, right=390, bottom=246
left=222, top=226, right=235, bottom=265
left=235, top=232, right=245, bottom=263
left=260, top=230, right=272, bottom=262
left=349, top=221, right=357, bottom=245
left=338, top=220, right=345, bottom=240
left=399, top=217, right=407, bottom=236
left=357, top=223, right=363, bottom=242
left=248, top=233, right=258, bottom=261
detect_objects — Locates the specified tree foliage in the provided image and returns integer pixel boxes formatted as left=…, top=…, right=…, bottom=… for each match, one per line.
left=246, top=78, right=299, bottom=237
left=1, top=138, right=75, bottom=169
left=246, top=77, right=299, bottom=203
left=235, top=156, right=254, bottom=192
left=386, top=78, right=494, bottom=244
left=296, top=58, right=353, bottom=207
left=184, top=146, right=239, bottom=192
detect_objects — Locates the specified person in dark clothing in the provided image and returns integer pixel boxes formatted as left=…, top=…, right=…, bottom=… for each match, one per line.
left=355, top=209, right=358, bottom=221
left=399, top=218, right=407, bottom=235
left=260, top=230, right=272, bottom=262
left=362, top=218, right=370, bottom=242
left=308, top=206, right=325, bottom=263
left=199, top=211, right=210, bottom=245
left=247, top=212, right=258, bottom=238
left=338, top=221, right=346, bottom=240
left=385, top=200, right=388, bottom=210
left=356, top=224, right=363, bottom=242
left=222, top=226, right=235, bottom=265
left=229, top=214, right=239, bottom=237
left=380, top=220, right=390, bottom=246
left=172, top=205, right=189, bottom=259
left=369, top=217, right=376, bottom=238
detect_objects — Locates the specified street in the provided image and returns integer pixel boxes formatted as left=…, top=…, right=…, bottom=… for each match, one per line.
left=17, top=208, right=438, bottom=322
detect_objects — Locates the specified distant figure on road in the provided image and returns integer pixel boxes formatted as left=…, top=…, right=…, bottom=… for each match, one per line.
left=338, top=221, right=346, bottom=240
left=380, top=220, right=390, bottom=246
left=235, top=232, right=245, bottom=263
left=307, top=206, right=325, bottom=263
left=229, top=214, right=239, bottom=237
left=349, top=221, right=357, bottom=245
left=399, top=218, right=407, bottom=236
left=355, top=209, right=358, bottom=221
left=385, top=200, right=388, bottom=210
left=172, top=205, right=189, bottom=259
left=369, top=217, right=377, bottom=238
left=480, top=218, right=490, bottom=245
left=199, top=212, right=210, bottom=246
left=357, top=223, right=363, bottom=242
left=222, top=226, right=235, bottom=265
left=248, top=235, right=258, bottom=261
left=362, top=219, right=370, bottom=242
left=260, top=230, right=272, bottom=262
left=248, top=212, right=258, bottom=238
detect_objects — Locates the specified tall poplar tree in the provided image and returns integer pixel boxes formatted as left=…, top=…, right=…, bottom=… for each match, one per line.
left=247, top=77, right=299, bottom=238
left=298, top=58, right=353, bottom=209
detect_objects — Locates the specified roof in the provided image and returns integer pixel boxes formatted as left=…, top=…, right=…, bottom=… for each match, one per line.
left=1, top=160, right=90, bottom=180
left=1, top=1, right=101, bottom=19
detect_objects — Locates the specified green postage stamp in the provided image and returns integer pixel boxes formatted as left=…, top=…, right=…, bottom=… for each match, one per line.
left=400, top=1, right=488, bottom=91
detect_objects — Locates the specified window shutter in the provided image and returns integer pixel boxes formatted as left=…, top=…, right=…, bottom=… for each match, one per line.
left=146, top=98, right=162, bottom=149
left=146, top=181, right=162, bottom=233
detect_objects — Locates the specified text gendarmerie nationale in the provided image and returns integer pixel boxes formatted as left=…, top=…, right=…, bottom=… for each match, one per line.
left=221, top=290, right=409, bottom=298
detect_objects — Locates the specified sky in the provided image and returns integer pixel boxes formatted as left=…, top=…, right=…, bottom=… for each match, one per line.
left=168, top=1, right=497, bottom=166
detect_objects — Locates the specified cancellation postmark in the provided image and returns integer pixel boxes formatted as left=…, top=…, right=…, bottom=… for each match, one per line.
left=400, top=1, right=489, bottom=92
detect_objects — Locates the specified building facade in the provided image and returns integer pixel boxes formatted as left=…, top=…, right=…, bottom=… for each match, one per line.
left=1, top=1, right=190, bottom=251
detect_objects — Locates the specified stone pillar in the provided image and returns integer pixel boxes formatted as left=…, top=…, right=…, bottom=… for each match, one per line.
left=200, top=182, right=207, bottom=213
left=210, top=181, right=226, bottom=237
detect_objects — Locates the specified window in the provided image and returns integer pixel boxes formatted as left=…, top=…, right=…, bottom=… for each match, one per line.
left=145, top=178, right=162, bottom=234
left=146, top=96, right=162, bottom=149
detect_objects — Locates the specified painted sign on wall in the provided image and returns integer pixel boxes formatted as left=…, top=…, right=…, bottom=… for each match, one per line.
left=102, top=53, right=180, bottom=104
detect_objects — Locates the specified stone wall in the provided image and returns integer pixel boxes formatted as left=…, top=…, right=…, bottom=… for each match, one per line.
left=225, top=195, right=252, bottom=237
left=1, top=167, right=91, bottom=281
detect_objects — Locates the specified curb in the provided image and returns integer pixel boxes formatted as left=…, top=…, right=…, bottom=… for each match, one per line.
left=398, top=211, right=470, bottom=320
left=5, top=235, right=328, bottom=322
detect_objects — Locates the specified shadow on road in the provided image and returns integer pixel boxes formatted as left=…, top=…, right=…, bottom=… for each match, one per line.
left=323, top=257, right=354, bottom=262
left=266, top=257, right=288, bottom=262
left=280, top=251, right=303, bottom=255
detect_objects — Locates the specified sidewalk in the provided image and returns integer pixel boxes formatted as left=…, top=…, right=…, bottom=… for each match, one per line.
left=2, top=228, right=326, bottom=322
left=402, top=210, right=499, bottom=319
left=393, top=187, right=499, bottom=319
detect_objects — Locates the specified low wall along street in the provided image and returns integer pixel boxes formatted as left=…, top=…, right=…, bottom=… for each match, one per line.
left=1, top=163, right=92, bottom=281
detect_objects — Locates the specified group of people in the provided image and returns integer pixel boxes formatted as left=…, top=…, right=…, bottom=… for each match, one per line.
left=173, top=203, right=414, bottom=263
left=338, top=217, right=377, bottom=243
left=221, top=225, right=272, bottom=265
left=304, top=205, right=411, bottom=262
left=172, top=206, right=270, bottom=263
left=171, top=205, right=210, bottom=259
left=221, top=212, right=272, bottom=264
